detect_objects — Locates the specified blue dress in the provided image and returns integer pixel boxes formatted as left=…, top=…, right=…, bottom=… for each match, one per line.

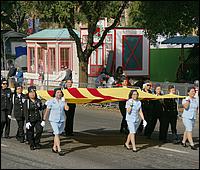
left=46, top=98, right=66, bottom=135
left=182, top=97, right=199, bottom=132
left=125, top=99, right=142, bottom=133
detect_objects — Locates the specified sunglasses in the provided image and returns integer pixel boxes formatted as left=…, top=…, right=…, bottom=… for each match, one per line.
left=147, top=84, right=151, bottom=86
left=2, top=83, right=7, bottom=85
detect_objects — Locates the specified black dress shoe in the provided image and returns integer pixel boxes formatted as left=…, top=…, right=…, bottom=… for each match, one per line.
left=30, top=145, right=35, bottom=150
left=190, top=145, right=197, bottom=150
left=35, top=144, right=41, bottom=149
left=58, top=150, right=65, bottom=156
left=124, top=143, right=131, bottom=150
left=52, top=148, right=58, bottom=153
left=19, top=139, right=25, bottom=143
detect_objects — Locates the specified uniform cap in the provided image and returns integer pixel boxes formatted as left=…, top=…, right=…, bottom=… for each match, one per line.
left=28, top=86, right=36, bottom=92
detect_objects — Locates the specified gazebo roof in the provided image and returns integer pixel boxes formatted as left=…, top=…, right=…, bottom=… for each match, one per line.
left=25, top=28, right=80, bottom=40
left=162, top=36, right=199, bottom=45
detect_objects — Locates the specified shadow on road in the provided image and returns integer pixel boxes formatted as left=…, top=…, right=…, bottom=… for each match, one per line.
left=39, top=128, right=181, bottom=153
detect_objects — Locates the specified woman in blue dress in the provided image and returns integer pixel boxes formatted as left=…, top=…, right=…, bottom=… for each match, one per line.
left=43, top=88, right=69, bottom=156
left=124, top=90, right=147, bottom=152
left=181, top=87, right=199, bottom=150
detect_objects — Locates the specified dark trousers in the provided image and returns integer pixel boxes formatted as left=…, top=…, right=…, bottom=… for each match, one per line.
left=16, top=118, right=25, bottom=141
left=26, top=121, right=43, bottom=147
left=1, top=110, right=11, bottom=137
left=65, top=104, right=76, bottom=135
left=159, top=112, right=169, bottom=141
left=119, top=101, right=128, bottom=131
left=159, top=112, right=178, bottom=141
left=137, top=110, right=150, bottom=134
left=144, top=113, right=159, bottom=137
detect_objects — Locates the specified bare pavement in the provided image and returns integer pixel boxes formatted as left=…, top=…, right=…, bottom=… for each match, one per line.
left=1, top=105, right=199, bottom=169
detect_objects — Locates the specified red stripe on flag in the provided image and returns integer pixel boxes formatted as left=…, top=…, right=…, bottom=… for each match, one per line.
left=67, top=88, right=87, bottom=98
left=47, top=90, right=55, bottom=97
left=87, top=88, right=122, bottom=100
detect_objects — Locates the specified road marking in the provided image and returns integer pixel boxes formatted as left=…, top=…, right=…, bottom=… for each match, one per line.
left=78, top=131, right=97, bottom=136
left=1, top=144, right=8, bottom=147
left=153, top=146, right=189, bottom=154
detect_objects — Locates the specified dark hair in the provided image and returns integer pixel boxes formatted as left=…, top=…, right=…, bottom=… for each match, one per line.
left=116, top=66, right=123, bottom=74
left=53, top=88, right=64, bottom=97
left=187, top=86, right=196, bottom=93
left=168, top=85, right=175, bottom=91
left=27, top=90, right=38, bottom=99
left=128, top=90, right=139, bottom=99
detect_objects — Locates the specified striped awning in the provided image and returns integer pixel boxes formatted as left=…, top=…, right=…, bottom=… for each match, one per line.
left=24, top=88, right=185, bottom=104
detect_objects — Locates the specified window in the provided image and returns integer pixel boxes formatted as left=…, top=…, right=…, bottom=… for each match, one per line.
left=91, top=50, right=97, bottom=65
left=60, top=48, right=69, bottom=68
left=37, top=47, right=45, bottom=73
left=49, top=48, right=56, bottom=73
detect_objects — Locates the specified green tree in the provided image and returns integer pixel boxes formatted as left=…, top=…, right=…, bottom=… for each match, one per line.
left=1, top=1, right=27, bottom=32
left=23, top=1, right=128, bottom=87
left=128, top=1, right=199, bottom=44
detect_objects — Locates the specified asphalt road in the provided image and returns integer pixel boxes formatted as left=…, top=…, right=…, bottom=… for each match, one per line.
left=1, top=104, right=199, bottom=169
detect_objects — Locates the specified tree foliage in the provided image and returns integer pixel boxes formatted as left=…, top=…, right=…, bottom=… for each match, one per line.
left=128, top=1, right=199, bottom=43
left=1, top=1, right=27, bottom=32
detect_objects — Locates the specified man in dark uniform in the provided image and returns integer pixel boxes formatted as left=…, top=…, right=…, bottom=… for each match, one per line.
left=24, top=86, right=45, bottom=150
left=1, top=78, right=13, bottom=138
left=12, top=83, right=27, bottom=143
left=137, top=82, right=154, bottom=137
left=162, top=85, right=180, bottom=144
left=64, top=79, right=76, bottom=136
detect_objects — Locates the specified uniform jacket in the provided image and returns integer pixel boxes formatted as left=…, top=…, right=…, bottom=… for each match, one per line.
left=24, top=98, right=44, bottom=123
left=13, top=93, right=27, bottom=120
left=163, top=98, right=178, bottom=116
left=1, top=88, right=13, bottom=122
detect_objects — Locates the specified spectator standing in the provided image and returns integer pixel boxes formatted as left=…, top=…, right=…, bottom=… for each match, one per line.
left=7, top=64, right=17, bottom=89
left=15, top=67, right=24, bottom=86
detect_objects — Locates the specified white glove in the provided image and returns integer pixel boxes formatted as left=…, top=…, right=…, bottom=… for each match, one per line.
left=143, top=120, right=147, bottom=127
left=41, top=121, right=45, bottom=127
left=26, top=122, right=32, bottom=129
left=8, top=115, right=12, bottom=119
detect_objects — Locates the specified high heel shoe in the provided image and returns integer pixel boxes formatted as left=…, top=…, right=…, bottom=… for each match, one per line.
left=190, top=145, right=197, bottom=150
left=132, top=149, right=138, bottom=152
left=181, top=142, right=187, bottom=147
left=52, top=148, right=58, bottom=153
left=124, top=143, right=131, bottom=150
left=58, top=150, right=65, bottom=156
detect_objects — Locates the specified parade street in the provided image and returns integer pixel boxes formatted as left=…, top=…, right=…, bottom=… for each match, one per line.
left=1, top=105, right=199, bottom=169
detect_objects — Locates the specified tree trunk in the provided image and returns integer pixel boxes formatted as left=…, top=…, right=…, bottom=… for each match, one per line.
left=79, top=60, right=88, bottom=87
